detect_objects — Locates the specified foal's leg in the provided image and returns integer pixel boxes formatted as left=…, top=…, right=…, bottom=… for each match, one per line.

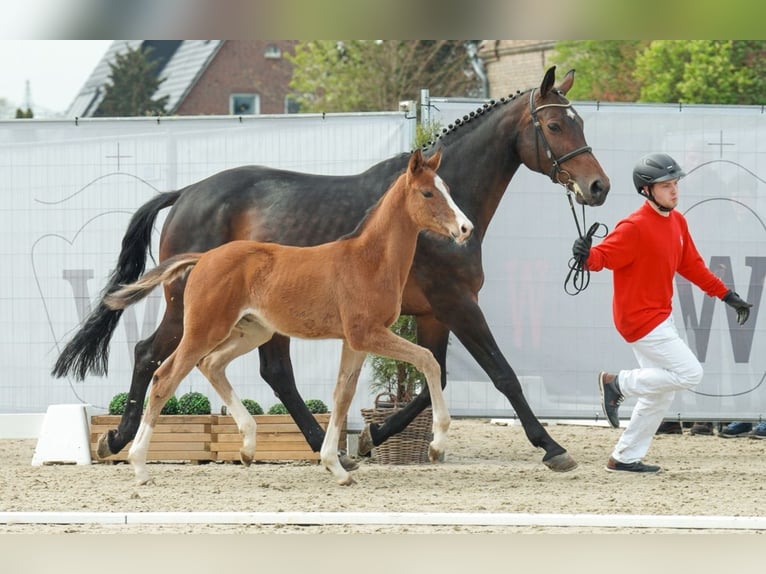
left=129, top=349, right=200, bottom=485
left=258, top=336, right=358, bottom=471
left=358, top=314, right=449, bottom=457
left=99, top=290, right=185, bottom=458
left=322, top=341, right=366, bottom=486
left=198, top=321, right=274, bottom=466
left=351, top=326, right=450, bottom=462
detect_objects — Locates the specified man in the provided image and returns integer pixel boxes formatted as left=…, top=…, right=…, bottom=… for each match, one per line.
left=572, top=152, right=752, bottom=473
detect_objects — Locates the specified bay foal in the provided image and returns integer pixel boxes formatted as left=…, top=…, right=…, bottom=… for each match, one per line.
left=104, top=149, right=473, bottom=486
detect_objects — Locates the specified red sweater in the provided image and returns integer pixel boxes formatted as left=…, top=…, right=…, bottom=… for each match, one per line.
left=586, top=201, right=729, bottom=342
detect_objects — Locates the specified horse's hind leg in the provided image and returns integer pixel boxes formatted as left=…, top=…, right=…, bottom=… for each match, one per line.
left=99, top=291, right=185, bottom=458
left=198, top=320, right=274, bottom=466
left=259, top=336, right=359, bottom=472
left=321, top=341, right=366, bottom=486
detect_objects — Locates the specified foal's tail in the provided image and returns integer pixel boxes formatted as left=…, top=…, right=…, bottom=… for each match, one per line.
left=51, top=191, right=181, bottom=380
left=104, top=254, right=202, bottom=310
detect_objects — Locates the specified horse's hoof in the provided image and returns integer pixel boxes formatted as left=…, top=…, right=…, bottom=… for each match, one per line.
left=240, top=452, right=253, bottom=467
left=428, top=444, right=444, bottom=463
left=339, top=453, right=359, bottom=471
left=338, top=475, right=357, bottom=486
left=96, top=433, right=113, bottom=459
left=543, top=452, right=578, bottom=472
left=357, top=426, right=373, bottom=457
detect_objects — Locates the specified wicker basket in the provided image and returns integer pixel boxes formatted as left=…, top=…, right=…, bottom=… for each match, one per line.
left=360, top=393, right=433, bottom=464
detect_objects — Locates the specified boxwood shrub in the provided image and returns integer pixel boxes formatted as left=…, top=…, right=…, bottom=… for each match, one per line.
left=178, top=391, right=211, bottom=415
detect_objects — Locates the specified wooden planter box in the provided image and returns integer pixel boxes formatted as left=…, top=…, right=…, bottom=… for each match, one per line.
left=211, top=414, right=346, bottom=462
left=90, top=413, right=346, bottom=463
left=90, top=415, right=214, bottom=463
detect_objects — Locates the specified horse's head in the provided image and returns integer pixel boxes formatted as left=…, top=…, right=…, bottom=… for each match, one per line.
left=521, top=66, right=610, bottom=206
left=405, top=148, right=473, bottom=244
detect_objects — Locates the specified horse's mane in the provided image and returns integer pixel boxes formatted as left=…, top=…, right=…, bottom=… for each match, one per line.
left=418, top=87, right=535, bottom=153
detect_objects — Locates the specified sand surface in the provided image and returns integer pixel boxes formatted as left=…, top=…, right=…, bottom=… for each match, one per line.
left=2, top=417, right=765, bottom=534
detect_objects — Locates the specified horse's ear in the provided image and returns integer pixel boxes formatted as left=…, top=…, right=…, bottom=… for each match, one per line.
left=557, top=69, right=575, bottom=95
left=408, top=148, right=425, bottom=174
left=425, top=148, right=442, bottom=172
left=540, top=65, right=557, bottom=97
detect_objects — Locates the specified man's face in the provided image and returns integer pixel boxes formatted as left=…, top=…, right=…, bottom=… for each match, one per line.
left=648, top=178, right=680, bottom=210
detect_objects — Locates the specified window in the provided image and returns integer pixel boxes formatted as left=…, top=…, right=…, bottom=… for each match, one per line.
left=285, top=95, right=300, bottom=114
left=264, top=44, right=282, bottom=59
left=230, top=93, right=259, bottom=115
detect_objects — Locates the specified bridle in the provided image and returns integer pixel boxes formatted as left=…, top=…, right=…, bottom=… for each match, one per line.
left=528, top=88, right=592, bottom=186
left=528, top=88, right=607, bottom=295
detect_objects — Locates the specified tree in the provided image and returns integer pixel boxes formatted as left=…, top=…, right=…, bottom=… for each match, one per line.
left=96, top=43, right=169, bottom=117
left=551, top=40, right=648, bottom=101
left=15, top=107, right=33, bottom=118
left=287, top=40, right=481, bottom=112
left=635, top=40, right=766, bottom=104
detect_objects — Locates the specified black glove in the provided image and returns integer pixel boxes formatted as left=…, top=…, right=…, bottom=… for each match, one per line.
left=723, top=290, right=752, bottom=325
left=572, top=235, right=592, bottom=263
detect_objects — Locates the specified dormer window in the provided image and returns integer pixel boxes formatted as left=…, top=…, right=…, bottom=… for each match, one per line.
left=230, top=93, right=259, bottom=115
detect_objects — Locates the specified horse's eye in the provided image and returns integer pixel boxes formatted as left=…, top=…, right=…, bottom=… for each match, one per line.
left=548, top=122, right=561, bottom=133
left=421, top=191, right=434, bottom=198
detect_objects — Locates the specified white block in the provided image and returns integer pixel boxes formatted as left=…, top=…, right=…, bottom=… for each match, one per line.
left=31, top=404, right=91, bottom=466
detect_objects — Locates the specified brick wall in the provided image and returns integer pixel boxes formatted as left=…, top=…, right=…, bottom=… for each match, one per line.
left=176, top=40, right=297, bottom=115
left=478, top=40, right=556, bottom=98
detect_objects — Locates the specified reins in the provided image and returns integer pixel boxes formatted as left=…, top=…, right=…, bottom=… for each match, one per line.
left=527, top=88, right=607, bottom=295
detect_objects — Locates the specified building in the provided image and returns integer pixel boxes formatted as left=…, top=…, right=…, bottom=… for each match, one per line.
left=67, top=40, right=298, bottom=118
left=478, top=40, right=556, bottom=98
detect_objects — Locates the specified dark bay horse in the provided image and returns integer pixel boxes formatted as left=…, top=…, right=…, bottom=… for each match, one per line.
left=53, top=66, right=610, bottom=472
left=104, top=149, right=472, bottom=485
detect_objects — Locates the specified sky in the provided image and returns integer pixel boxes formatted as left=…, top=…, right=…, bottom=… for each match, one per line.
left=0, top=40, right=112, bottom=117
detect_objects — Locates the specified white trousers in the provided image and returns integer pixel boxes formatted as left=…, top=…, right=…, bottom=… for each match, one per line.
left=611, top=315, right=703, bottom=464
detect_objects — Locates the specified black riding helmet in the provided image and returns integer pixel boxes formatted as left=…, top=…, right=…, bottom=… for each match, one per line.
left=632, top=152, right=686, bottom=212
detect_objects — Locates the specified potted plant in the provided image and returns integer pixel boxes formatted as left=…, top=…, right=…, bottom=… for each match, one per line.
left=363, top=314, right=433, bottom=464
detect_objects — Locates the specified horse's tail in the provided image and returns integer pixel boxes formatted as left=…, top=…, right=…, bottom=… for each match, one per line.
left=104, top=253, right=202, bottom=310
left=51, top=191, right=181, bottom=380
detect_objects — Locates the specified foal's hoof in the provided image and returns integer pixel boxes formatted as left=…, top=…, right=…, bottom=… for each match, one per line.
left=357, top=425, right=373, bottom=457
left=240, top=452, right=254, bottom=467
left=96, top=433, right=114, bottom=459
left=340, top=453, right=359, bottom=472
left=543, top=451, right=578, bottom=472
left=428, top=444, right=444, bottom=463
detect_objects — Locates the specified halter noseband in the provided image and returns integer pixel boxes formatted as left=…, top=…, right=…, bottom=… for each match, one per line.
left=528, top=88, right=592, bottom=185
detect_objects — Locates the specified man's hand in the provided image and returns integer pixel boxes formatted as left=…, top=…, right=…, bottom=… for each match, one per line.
left=723, top=290, right=753, bottom=325
left=572, top=236, right=592, bottom=263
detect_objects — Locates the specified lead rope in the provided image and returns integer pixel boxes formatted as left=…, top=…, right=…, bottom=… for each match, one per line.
left=564, top=190, right=607, bottom=295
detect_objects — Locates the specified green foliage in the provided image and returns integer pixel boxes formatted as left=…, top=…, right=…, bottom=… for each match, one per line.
left=142, top=395, right=180, bottom=415
left=268, top=403, right=289, bottom=415
left=305, top=399, right=328, bottom=414
left=97, top=43, right=169, bottom=117
left=287, top=40, right=481, bottom=113
left=15, top=107, right=33, bottom=118
left=242, top=399, right=264, bottom=415
left=177, top=391, right=211, bottom=415
left=368, top=315, right=425, bottom=403
left=635, top=40, right=765, bottom=104
left=108, top=392, right=129, bottom=415
left=415, top=120, right=443, bottom=149
left=551, top=40, right=647, bottom=101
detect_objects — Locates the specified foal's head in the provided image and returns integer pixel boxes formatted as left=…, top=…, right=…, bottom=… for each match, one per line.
left=404, top=149, right=473, bottom=244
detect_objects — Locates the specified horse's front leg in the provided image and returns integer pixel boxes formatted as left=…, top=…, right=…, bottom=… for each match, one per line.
left=259, top=335, right=358, bottom=471
left=445, top=297, right=576, bottom=472
left=358, top=314, right=449, bottom=458
left=321, top=341, right=366, bottom=485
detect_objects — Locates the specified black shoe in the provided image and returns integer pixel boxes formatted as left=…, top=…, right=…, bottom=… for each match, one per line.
left=605, top=457, right=661, bottom=473
left=689, top=422, right=714, bottom=436
left=656, top=421, right=683, bottom=435
left=598, top=371, right=623, bottom=428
